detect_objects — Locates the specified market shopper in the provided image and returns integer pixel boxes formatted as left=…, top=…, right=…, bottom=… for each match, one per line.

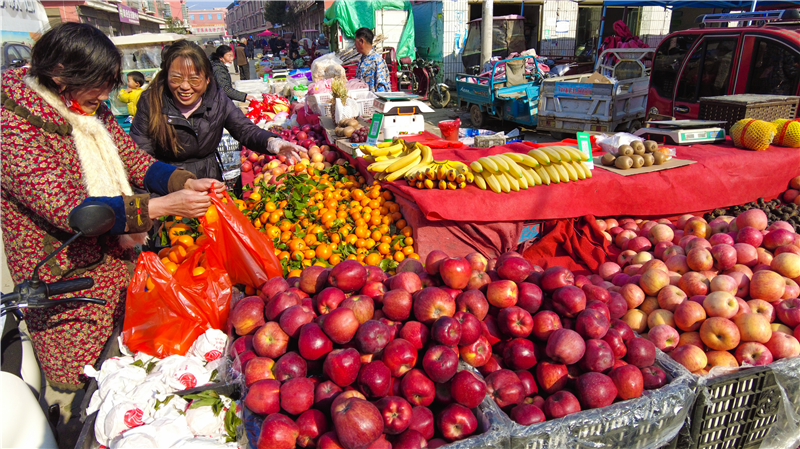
left=210, top=45, right=257, bottom=103
left=131, top=40, right=302, bottom=180
left=0, top=23, right=224, bottom=389
left=354, top=27, right=390, bottom=92
left=118, top=70, right=145, bottom=117
left=236, top=37, right=249, bottom=80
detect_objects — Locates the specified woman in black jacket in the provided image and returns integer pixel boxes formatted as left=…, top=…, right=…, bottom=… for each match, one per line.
left=131, top=40, right=300, bottom=180
left=210, top=45, right=255, bottom=103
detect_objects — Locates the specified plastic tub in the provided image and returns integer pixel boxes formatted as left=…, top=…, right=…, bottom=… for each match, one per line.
left=439, top=119, right=461, bottom=141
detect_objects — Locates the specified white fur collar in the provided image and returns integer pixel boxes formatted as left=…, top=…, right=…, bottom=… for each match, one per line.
left=24, top=76, right=146, bottom=247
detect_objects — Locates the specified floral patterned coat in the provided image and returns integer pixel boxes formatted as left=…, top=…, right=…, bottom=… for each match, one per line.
left=0, top=68, right=189, bottom=388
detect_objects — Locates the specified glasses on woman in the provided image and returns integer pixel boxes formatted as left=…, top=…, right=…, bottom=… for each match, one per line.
left=169, top=75, right=204, bottom=87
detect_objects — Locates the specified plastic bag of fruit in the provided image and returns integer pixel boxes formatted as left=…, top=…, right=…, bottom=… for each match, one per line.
left=123, top=247, right=232, bottom=359
left=200, top=192, right=283, bottom=289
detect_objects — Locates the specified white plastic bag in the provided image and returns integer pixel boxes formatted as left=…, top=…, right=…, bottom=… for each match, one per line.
left=188, top=329, right=228, bottom=364
left=334, top=97, right=359, bottom=123
left=109, top=414, right=193, bottom=448
left=597, top=132, right=644, bottom=155
left=311, top=52, right=345, bottom=83
left=95, top=393, right=148, bottom=447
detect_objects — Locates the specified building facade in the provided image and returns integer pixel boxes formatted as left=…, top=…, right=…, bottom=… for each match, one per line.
left=42, top=0, right=168, bottom=35
left=187, top=7, right=227, bottom=36
left=225, top=0, right=268, bottom=39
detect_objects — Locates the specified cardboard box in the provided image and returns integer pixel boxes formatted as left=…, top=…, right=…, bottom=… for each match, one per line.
left=585, top=72, right=613, bottom=84
left=592, top=156, right=696, bottom=176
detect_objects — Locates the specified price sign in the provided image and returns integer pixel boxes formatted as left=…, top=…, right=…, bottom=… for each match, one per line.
left=366, top=113, right=384, bottom=146
left=518, top=221, right=543, bottom=245
left=576, top=132, right=594, bottom=169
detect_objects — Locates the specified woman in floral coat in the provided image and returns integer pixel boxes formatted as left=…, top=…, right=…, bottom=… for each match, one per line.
left=1, top=23, right=223, bottom=389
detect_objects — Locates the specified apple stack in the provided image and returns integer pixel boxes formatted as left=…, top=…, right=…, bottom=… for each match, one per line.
left=227, top=259, right=507, bottom=449
left=597, top=210, right=800, bottom=375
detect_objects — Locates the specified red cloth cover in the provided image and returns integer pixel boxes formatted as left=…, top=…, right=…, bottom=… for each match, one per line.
left=521, top=215, right=611, bottom=275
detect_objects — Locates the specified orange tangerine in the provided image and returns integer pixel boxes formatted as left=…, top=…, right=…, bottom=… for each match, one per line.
left=329, top=254, right=342, bottom=265
left=303, top=249, right=316, bottom=260
left=158, top=247, right=171, bottom=259
left=369, top=216, right=382, bottom=227
left=289, top=239, right=306, bottom=252
left=396, top=219, right=408, bottom=230
left=351, top=189, right=365, bottom=201
left=371, top=230, right=382, bottom=241
left=145, top=276, right=156, bottom=291
left=401, top=226, right=413, bottom=237
left=330, top=234, right=341, bottom=244
left=380, top=236, right=392, bottom=244
left=345, top=234, right=358, bottom=245
left=269, top=211, right=282, bottom=224
left=245, top=285, right=256, bottom=295
left=168, top=246, right=187, bottom=264
left=365, top=252, right=382, bottom=266
left=163, top=260, right=179, bottom=275
left=364, top=238, right=376, bottom=249
left=248, top=192, right=261, bottom=203
left=279, top=220, right=293, bottom=232
left=204, top=205, right=219, bottom=223
left=356, top=253, right=367, bottom=263
left=355, top=238, right=366, bottom=248
left=394, top=251, right=405, bottom=262
left=278, top=251, right=291, bottom=261
left=408, top=253, right=420, bottom=260
left=176, top=235, right=194, bottom=248
left=288, top=269, right=303, bottom=278
left=280, top=231, right=293, bottom=242
left=303, top=234, right=317, bottom=246
left=192, top=267, right=206, bottom=277
left=378, top=242, right=391, bottom=255
left=266, top=226, right=281, bottom=239
left=291, top=250, right=305, bottom=261
left=346, top=254, right=358, bottom=261
left=404, top=236, right=414, bottom=246
left=403, top=246, right=414, bottom=256
left=315, top=244, right=332, bottom=260
left=265, top=201, right=277, bottom=212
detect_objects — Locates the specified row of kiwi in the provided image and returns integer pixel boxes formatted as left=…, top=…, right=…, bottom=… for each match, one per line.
left=334, top=118, right=363, bottom=138
left=601, top=140, right=669, bottom=169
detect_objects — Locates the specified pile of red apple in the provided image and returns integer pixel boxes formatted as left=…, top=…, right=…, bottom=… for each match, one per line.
left=228, top=259, right=497, bottom=449
left=595, top=210, right=800, bottom=375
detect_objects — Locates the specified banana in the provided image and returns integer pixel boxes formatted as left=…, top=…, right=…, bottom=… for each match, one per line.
left=374, top=143, right=404, bottom=156
left=386, top=156, right=422, bottom=181
left=580, top=161, right=593, bottom=178
left=438, top=179, right=447, bottom=190
left=360, top=144, right=378, bottom=154
left=516, top=171, right=529, bottom=189
left=446, top=169, right=457, bottom=182
left=419, top=144, right=433, bottom=165
left=376, top=142, right=393, bottom=148
left=495, top=171, right=511, bottom=193
left=368, top=156, right=403, bottom=173
left=528, top=149, right=551, bottom=166
left=470, top=161, right=483, bottom=173
left=465, top=172, right=474, bottom=183
left=561, top=161, right=579, bottom=181
left=520, top=167, right=536, bottom=186
left=563, top=146, right=587, bottom=162
left=516, top=154, right=541, bottom=168
left=544, top=164, right=560, bottom=183
left=534, top=166, right=550, bottom=185
left=504, top=173, right=520, bottom=192
left=553, top=163, right=570, bottom=182
left=423, top=178, right=435, bottom=189
left=473, top=173, right=487, bottom=190
left=447, top=181, right=458, bottom=190
left=540, top=147, right=562, bottom=163
left=504, top=152, right=524, bottom=163
left=362, top=156, right=375, bottom=163
left=385, top=149, right=421, bottom=173
left=496, top=155, right=523, bottom=179
left=488, top=154, right=510, bottom=172
left=478, top=157, right=499, bottom=174
left=553, top=146, right=574, bottom=162
left=570, top=160, right=587, bottom=180
left=449, top=161, right=470, bottom=174
left=526, top=167, right=542, bottom=185
left=483, top=172, right=502, bottom=193
left=375, top=156, right=388, bottom=161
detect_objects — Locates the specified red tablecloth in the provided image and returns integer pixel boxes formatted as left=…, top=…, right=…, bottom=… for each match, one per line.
left=353, top=134, right=800, bottom=223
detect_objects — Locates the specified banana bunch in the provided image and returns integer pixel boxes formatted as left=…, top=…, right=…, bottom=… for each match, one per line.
left=365, top=141, right=435, bottom=182
left=405, top=160, right=475, bottom=190
left=469, top=146, right=592, bottom=193
left=359, top=139, right=407, bottom=162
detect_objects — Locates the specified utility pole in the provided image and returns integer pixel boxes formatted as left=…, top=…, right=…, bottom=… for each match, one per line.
left=481, top=0, right=494, bottom=70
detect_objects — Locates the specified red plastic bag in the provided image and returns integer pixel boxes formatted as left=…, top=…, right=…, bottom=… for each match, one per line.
left=201, top=192, right=283, bottom=288
left=123, top=247, right=232, bottom=358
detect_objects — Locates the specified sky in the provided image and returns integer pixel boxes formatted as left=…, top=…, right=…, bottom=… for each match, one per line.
left=186, top=1, right=232, bottom=10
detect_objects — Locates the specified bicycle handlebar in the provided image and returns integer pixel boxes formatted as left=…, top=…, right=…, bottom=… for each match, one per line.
left=47, top=278, right=94, bottom=296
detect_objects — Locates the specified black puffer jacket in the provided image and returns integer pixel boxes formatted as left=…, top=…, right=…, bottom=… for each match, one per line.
left=211, top=59, right=248, bottom=102
left=130, top=79, right=277, bottom=180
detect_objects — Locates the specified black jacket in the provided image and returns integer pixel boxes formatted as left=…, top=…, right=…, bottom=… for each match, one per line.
left=211, top=59, right=248, bottom=102
left=130, top=79, right=277, bottom=180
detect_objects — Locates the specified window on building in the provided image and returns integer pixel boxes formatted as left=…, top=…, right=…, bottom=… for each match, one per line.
left=199, top=14, right=203, bottom=20
left=651, top=34, right=699, bottom=99
left=190, top=14, right=194, bottom=20
left=675, top=37, right=738, bottom=102
left=217, top=13, right=221, bottom=20
left=746, top=38, right=800, bottom=96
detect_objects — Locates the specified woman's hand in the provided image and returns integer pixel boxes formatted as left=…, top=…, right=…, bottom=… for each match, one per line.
left=267, top=138, right=303, bottom=165
left=246, top=94, right=259, bottom=102
left=149, top=190, right=212, bottom=219
left=185, top=178, right=225, bottom=198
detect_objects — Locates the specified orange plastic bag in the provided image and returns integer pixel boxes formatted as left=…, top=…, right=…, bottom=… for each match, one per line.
left=200, top=192, right=283, bottom=289
left=123, top=247, right=232, bottom=358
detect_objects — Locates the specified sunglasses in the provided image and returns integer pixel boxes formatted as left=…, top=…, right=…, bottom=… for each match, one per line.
left=168, top=75, right=205, bottom=87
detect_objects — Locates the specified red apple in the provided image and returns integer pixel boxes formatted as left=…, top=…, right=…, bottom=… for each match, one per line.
left=298, top=323, right=333, bottom=361
left=625, top=337, right=656, bottom=367
left=699, top=317, right=741, bottom=351
left=431, top=316, right=462, bottom=346
left=510, top=403, right=546, bottom=425
left=496, top=256, right=533, bottom=283
left=440, top=257, right=471, bottom=290
left=670, top=344, right=708, bottom=372
left=543, top=390, right=581, bottom=419
left=640, top=366, right=667, bottom=390
left=453, top=311, right=481, bottom=346
left=609, top=364, right=644, bottom=400
left=735, top=342, right=774, bottom=366
left=245, top=378, right=281, bottom=415
left=502, top=338, right=537, bottom=370
left=765, top=332, right=800, bottom=359
left=426, top=250, right=450, bottom=276
left=398, top=321, right=429, bottom=350
left=437, top=403, right=477, bottom=442
left=531, top=310, right=562, bottom=341
left=450, top=370, right=486, bottom=409
left=776, top=297, right=800, bottom=327
left=647, top=324, right=680, bottom=352
left=455, top=290, right=489, bottom=321
left=273, top=351, right=307, bottom=382
left=750, top=270, right=785, bottom=302
left=231, top=296, right=266, bottom=335
left=374, top=396, right=412, bottom=435
left=413, top=287, right=456, bottom=325
left=497, top=306, right=534, bottom=338
left=579, top=338, right=615, bottom=373
left=382, top=338, right=418, bottom=377
left=486, top=280, right=519, bottom=308
left=281, top=377, right=315, bottom=415
left=546, top=329, right=586, bottom=365
left=674, top=301, right=707, bottom=332
left=332, top=398, right=384, bottom=449
left=257, top=413, right=299, bottom=449
left=299, top=266, right=330, bottom=295
left=486, top=369, right=525, bottom=408
left=316, top=287, right=346, bottom=315
left=422, top=345, right=459, bottom=383
left=401, top=369, right=435, bottom=407
left=408, top=406, right=434, bottom=440
left=253, top=322, right=289, bottom=359
left=279, top=305, right=316, bottom=339
left=575, top=309, right=610, bottom=340
left=733, top=313, right=772, bottom=343
left=382, top=289, right=413, bottom=321
left=315, top=380, right=342, bottom=411
left=576, top=372, right=617, bottom=409
left=328, top=260, right=367, bottom=293
left=540, top=266, right=575, bottom=293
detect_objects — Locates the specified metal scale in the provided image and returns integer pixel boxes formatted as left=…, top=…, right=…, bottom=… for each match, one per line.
left=634, top=120, right=727, bottom=145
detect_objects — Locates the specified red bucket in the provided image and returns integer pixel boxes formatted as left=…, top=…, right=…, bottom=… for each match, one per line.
left=438, top=119, right=461, bottom=142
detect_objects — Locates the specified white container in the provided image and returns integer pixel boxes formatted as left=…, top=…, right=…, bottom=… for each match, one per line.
left=381, top=114, right=425, bottom=140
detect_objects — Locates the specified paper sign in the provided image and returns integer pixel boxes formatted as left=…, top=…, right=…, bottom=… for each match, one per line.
left=546, top=18, right=557, bottom=27
left=518, top=221, right=543, bottom=244
left=556, top=20, right=569, bottom=33
left=367, top=113, right=384, bottom=146
left=576, top=132, right=593, bottom=169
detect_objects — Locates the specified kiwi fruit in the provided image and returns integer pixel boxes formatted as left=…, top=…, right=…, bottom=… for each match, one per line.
left=601, top=153, right=617, bottom=166
left=343, top=126, right=355, bottom=138
left=631, top=155, right=644, bottom=169
left=653, top=152, right=668, bottom=165
left=335, top=127, right=345, bottom=137
left=642, top=153, right=655, bottom=167
left=339, top=118, right=352, bottom=127
left=346, top=119, right=360, bottom=128
left=615, top=156, right=633, bottom=170
left=644, top=140, right=658, bottom=153
left=631, top=141, right=645, bottom=155
left=618, top=145, right=634, bottom=157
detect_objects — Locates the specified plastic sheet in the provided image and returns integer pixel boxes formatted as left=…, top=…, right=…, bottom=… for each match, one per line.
left=596, top=132, right=644, bottom=155
left=504, top=351, right=696, bottom=449
left=762, top=356, right=800, bottom=449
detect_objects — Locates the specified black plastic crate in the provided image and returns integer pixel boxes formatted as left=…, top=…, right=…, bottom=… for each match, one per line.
left=679, top=366, right=783, bottom=449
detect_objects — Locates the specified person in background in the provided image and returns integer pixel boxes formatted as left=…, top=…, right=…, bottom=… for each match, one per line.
left=269, top=36, right=278, bottom=55
left=210, top=45, right=257, bottom=103
left=236, top=37, right=249, bottom=80
left=318, top=32, right=328, bottom=48
left=131, top=40, right=302, bottom=180
left=354, top=27, right=390, bottom=92
left=246, top=36, right=255, bottom=59
left=230, top=40, right=238, bottom=74
left=204, top=41, right=215, bottom=58
left=1, top=22, right=222, bottom=395
left=274, top=35, right=286, bottom=55
left=118, top=70, right=145, bottom=117
left=290, top=36, right=299, bottom=55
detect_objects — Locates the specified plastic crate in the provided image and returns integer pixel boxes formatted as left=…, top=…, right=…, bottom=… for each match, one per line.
left=505, top=351, right=696, bottom=449
left=698, top=94, right=800, bottom=132
left=307, top=92, right=333, bottom=116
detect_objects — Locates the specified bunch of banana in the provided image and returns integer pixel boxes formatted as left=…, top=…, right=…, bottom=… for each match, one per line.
left=404, top=160, right=475, bottom=190
left=469, top=146, right=592, bottom=193
left=366, top=142, right=434, bottom=182
left=359, top=139, right=408, bottom=162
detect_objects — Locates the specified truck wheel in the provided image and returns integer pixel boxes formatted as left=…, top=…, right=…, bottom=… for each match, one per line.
left=628, top=120, right=642, bottom=134
left=470, top=105, right=484, bottom=127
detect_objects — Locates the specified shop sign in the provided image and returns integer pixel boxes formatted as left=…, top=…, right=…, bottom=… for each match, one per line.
left=119, top=4, right=140, bottom=25
left=554, top=82, right=592, bottom=98
left=0, top=0, right=37, bottom=13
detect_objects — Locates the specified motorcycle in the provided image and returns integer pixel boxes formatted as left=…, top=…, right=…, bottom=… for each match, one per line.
left=1, top=202, right=115, bottom=448
left=412, top=59, right=451, bottom=109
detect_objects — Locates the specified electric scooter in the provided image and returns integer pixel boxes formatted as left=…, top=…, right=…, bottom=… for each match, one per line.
left=412, top=59, right=451, bottom=109
left=1, top=202, right=116, bottom=448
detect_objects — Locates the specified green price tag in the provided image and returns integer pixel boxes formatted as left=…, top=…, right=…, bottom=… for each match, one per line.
left=367, top=113, right=384, bottom=146
left=576, top=132, right=593, bottom=169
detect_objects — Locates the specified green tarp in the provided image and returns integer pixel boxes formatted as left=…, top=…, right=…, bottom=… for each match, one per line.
left=324, top=0, right=416, bottom=59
